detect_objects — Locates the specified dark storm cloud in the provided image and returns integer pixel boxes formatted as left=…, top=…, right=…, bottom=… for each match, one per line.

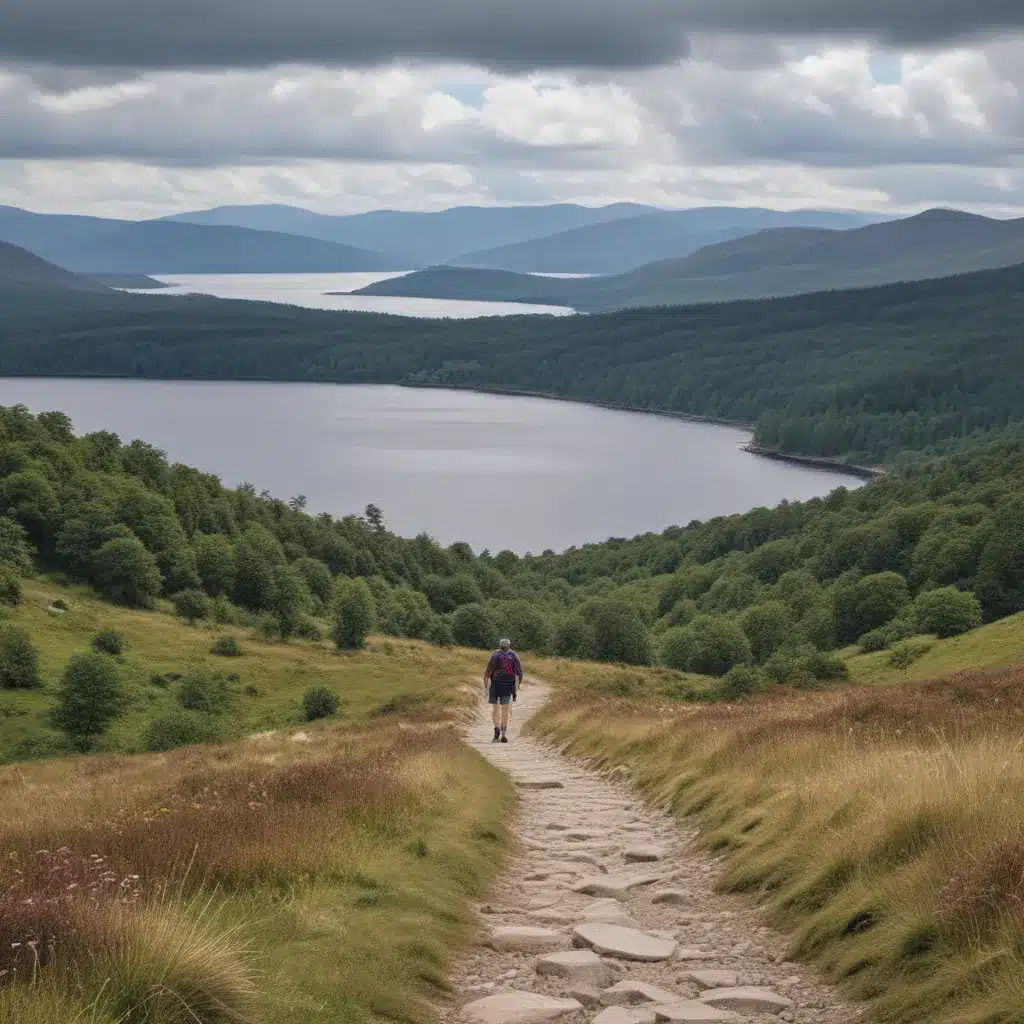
left=0, top=0, right=1022, bottom=71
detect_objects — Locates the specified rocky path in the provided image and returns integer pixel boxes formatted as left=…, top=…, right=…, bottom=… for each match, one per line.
left=446, top=681, right=862, bottom=1024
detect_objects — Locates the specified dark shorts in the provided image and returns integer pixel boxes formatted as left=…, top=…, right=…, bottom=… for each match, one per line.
left=488, top=680, right=515, bottom=705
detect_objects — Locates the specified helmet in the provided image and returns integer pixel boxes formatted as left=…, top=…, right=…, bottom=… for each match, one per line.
left=499, top=638, right=511, bottom=648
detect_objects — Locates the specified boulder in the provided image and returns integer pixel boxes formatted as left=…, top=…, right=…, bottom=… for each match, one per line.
left=535, top=950, right=616, bottom=988
left=653, top=1002, right=739, bottom=1023
left=599, top=980, right=681, bottom=1006
left=572, top=923, right=677, bottom=962
left=461, top=992, right=583, bottom=1024
left=489, top=927, right=565, bottom=953
left=684, top=972, right=739, bottom=991
left=623, top=846, right=666, bottom=863
left=699, top=988, right=793, bottom=1015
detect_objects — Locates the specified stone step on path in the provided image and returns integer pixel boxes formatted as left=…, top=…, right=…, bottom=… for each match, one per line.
left=447, top=681, right=863, bottom=1024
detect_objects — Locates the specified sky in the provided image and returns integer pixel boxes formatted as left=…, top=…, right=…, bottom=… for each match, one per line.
left=0, top=1, right=1023, bottom=218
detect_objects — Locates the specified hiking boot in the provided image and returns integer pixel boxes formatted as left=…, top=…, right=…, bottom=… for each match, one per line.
left=492, top=728, right=501, bottom=743
left=500, top=731, right=508, bottom=743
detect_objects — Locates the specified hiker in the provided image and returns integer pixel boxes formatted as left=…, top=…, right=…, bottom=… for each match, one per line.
left=483, top=638, right=523, bottom=743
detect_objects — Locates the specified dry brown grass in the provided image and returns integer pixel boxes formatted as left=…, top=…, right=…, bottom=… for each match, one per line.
left=532, top=664, right=1024, bottom=1024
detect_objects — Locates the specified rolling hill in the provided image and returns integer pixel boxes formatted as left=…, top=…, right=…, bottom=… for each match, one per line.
left=455, top=207, right=877, bottom=274
left=0, top=239, right=113, bottom=294
left=353, top=208, right=1024, bottom=310
left=0, top=206, right=407, bottom=274
left=165, top=201, right=660, bottom=266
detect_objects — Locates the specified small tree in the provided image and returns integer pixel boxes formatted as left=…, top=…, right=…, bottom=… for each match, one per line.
left=426, top=615, right=455, bottom=647
left=210, top=635, right=243, bottom=657
left=54, top=653, right=125, bottom=746
left=333, top=579, right=376, bottom=650
left=91, top=629, right=124, bottom=656
left=178, top=668, right=236, bottom=714
left=552, top=614, right=597, bottom=660
left=586, top=600, right=651, bottom=666
left=451, top=603, right=497, bottom=650
left=913, top=587, right=983, bottom=639
left=91, top=536, right=163, bottom=607
left=173, top=588, right=211, bottom=626
left=302, top=686, right=340, bottom=721
left=0, top=626, right=42, bottom=690
left=193, top=533, right=236, bottom=598
left=661, top=615, right=751, bottom=677
left=739, top=602, right=792, bottom=663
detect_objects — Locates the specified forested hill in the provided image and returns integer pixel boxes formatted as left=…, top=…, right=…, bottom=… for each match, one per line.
left=2, top=262, right=1023, bottom=465
left=354, top=208, right=1024, bottom=310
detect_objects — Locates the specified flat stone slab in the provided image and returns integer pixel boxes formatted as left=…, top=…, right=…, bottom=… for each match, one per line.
left=462, top=992, right=583, bottom=1024
left=564, top=853, right=605, bottom=868
left=489, top=926, right=565, bottom=953
left=565, top=830, right=603, bottom=841
left=572, top=875, right=659, bottom=899
left=600, top=980, right=681, bottom=1006
left=699, top=989, right=793, bottom=1015
left=624, top=845, right=666, bottom=863
left=528, top=908, right=576, bottom=924
left=675, top=949, right=715, bottom=961
left=517, top=780, right=565, bottom=790
left=594, top=1008, right=657, bottom=1024
left=572, top=923, right=677, bottom=962
left=651, top=890, right=687, bottom=905
left=685, top=972, right=739, bottom=991
left=535, top=950, right=616, bottom=987
left=653, top=1002, right=739, bottom=1023
left=568, top=986, right=603, bottom=1009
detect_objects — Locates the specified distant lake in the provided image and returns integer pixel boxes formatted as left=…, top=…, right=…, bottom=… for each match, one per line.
left=0, top=379, right=865, bottom=553
left=135, top=272, right=578, bottom=318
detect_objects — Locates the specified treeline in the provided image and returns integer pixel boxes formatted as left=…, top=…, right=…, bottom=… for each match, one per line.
left=2, top=406, right=1024, bottom=710
left=2, top=261, right=1024, bottom=463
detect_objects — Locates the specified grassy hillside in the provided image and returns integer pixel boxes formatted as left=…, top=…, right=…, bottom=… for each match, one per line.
left=531, top=659, right=1024, bottom=1024
left=0, top=240, right=112, bottom=294
left=3, top=261, right=1024, bottom=463
left=355, top=209, right=1024, bottom=310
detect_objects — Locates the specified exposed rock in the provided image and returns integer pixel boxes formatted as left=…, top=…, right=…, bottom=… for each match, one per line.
left=624, top=846, right=666, bottom=863
left=651, top=890, right=688, bottom=906
left=572, top=875, right=659, bottom=899
left=517, top=780, right=565, bottom=790
left=565, top=830, right=603, bottom=841
left=528, top=909, right=576, bottom=925
left=593, top=1008, right=657, bottom=1024
left=580, top=899, right=638, bottom=926
left=653, top=1002, right=739, bottom=1023
left=572, top=923, right=677, bottom=962
left=699, top=988, right=793, bottom=1015
left=489, top=927, right=566, bottom=953
left=535, top=950, right=616, bottom=987
left=599, top=980, right=681, bottom=1006
left=685, top=971, right=739, bottom=991
left=568, top=986, right=603, bottom=1009
left=675, top=949, right=715, bottom=962
left=461, top=991, right=583, bottom=1024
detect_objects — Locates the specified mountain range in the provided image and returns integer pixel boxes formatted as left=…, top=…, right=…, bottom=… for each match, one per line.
left=352, top=209, right=1024, bottom=311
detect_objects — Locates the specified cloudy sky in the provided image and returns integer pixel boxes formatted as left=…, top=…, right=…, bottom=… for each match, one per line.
left=1, top=1, right=1023, bottom=218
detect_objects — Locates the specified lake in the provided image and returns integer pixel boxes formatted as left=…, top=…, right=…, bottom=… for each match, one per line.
left=0, top=379, right=865, bottom=553
left=140, top=272, right=577, bottom=318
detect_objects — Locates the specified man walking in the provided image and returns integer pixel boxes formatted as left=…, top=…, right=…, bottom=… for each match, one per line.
left=483, top=638, right=523, bottom=743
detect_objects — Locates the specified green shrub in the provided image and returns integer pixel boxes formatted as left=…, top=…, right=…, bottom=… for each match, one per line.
left=913, top=586, right=983, bottom=638
left=552, top=614, right=596, bottom=660
left=210, top=635, right=243, bottom=658
left=665, top=598, right=698, bottom=627
left=425, top=615, right=455, bottom=647
left=53, top=653, right=125, bottom=744
left=739, top=601, right=792, bottom=663
left=806, top=650, right=850, bottom=682
left=333, top=579, right=376, bottom=651
left=661, top=615, right=751, bottom=677
left=91, top=536, right=163, bottom=607
left=91, top=629, right=124, bottom=656
left=258, top=614, right=281, bottom=642
left=0, top=626, right=41, bottom=689
left=859, top=629, right=890, bottom=653
left=295, top=616, right=323, bottom=642
left=0, top=567, right=23, bottom=606
left=144, top=710, right=224, bottom=752
left=890, top=640, right=934, bottom=673
left=51, top=598, right=69, bottom=611
left=173, top=588, right=211, bottom=625
left=451, top=603, right=497, bottom=650
left=718, top=664, right=766, bottom=700
left=178, top=668, right=236, bottom=714
left=302, top=685, right=341, bottom=721
left=585, top=599, right=651, bottom=666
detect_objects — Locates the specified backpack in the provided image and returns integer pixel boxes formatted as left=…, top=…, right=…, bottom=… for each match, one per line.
left=492, top=649, right=517, bottom=684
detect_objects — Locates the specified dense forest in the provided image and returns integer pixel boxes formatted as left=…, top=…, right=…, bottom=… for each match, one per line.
left=1, top=404, right=1022, bottom=713
left=1, top=261, right=1023, bottom=464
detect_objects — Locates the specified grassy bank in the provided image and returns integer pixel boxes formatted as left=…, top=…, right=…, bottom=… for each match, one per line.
left=0, top=577, right=483, bottom=763
left=0, top=704, right=512, bottom=1022
left=531, top=665, right=1024, bottom=1024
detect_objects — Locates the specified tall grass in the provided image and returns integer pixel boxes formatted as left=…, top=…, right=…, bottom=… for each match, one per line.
left=532, top=665, right=1024, bottom=1024
left=0, top=717, right=513, bottom=1023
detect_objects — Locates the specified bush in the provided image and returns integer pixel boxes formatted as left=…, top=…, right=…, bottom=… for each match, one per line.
left=0, top=626, right=41, bottom=689
left=91, top=536, right=163, bottom=607
left=53, top=653, right=125, bottom=743
left=144, top=710, right=224, bottom=752
left=0, top=567, right=23, bottom=606
left=890, top=640, right=933, bottom=673
left=585, top=599, right=651, bottom=665
left=425, top=615, right=455, bottom=647
left=913, top=586, right=983, bottom=639
left=833, top=571, right=911, bottom=644
left=739, top=602, right=792, bottom=663
left=178, top=668, right=236, bottom=714
left=764, top=645, right=849, bottom=688
left=210, top=635, right=243, bottom=657
left=173, top=588, right=211, bottom=625
left=859, top=629, right=890, bottom=653
left=451, top=603, right=497, bottom=650
left=805, top=650, right=850, bottom=682
left=665, top=598, right=698, bottom=628
left=193, top=532, right=236, bottom=597
left=718, top=664, right=766, bottom=700
left=552, top=614, right=597, bottom=660
left=295, top=616, right=323, bottom=642
left=91, top=629, right=124, bottom=656
left=258, top=614, right=281, bottom=642
left=661, top=615, right=751, bottom=677
left=302, top=685, right=341, bottom=721
left=211, top=595, right=234, bottom=624
left=333, top=579, right=376, bottom=651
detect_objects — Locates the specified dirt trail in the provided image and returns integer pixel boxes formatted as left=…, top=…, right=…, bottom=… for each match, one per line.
left=445, top=680, right=863, bottom=1024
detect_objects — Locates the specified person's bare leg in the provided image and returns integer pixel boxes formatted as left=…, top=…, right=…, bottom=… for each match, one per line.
left=500, top=703, right=511, bottom=730
left=491, top=703, right=501, bottom=727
